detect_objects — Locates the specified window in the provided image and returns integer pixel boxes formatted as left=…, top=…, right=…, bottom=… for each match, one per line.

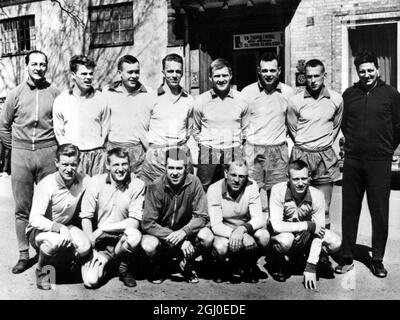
left=89, top=2, right=134, bottom=48
left=0, top=15, right=35, bottom=57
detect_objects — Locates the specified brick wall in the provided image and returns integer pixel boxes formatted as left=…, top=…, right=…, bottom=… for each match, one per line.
left=288, top=0, right=400, bottom=93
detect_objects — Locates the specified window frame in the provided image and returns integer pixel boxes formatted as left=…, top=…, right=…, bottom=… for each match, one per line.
left=0, top=14, right=36, bottom=57
left=89, top=1, right=134, bottom=49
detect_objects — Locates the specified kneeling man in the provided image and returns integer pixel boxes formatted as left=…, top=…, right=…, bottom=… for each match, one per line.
left=141, top=147, right=212, bottom=284
left=207, top=160, right=270, bottom=283
left=28, top=144, right=91, bottom=290
left=269, top=160, right=341, bottom=290
left=80, top=148, right=145, bottom=288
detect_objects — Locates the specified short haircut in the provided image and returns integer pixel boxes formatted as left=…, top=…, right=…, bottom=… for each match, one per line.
left=288, top=159, right=309, bottom=174
left=117, top=55, right=139, bottom=71
left=162, top=53, right=183, bottom=70
left=107, top=147, right=130, bottom=164
left=70, top=54, right=96, bottom=73
left=224, top=159, right=248, bottom=172
left=25, top=50, right=48, bottom=65
left=354, top=51, right=379, bottom=69
left=209, top=58, right=232, bottom=77
left=56, top=144, right=80, bottom=161
left=165, top=147, right=188, bottom=166
left=305, top=59, right=325, bottom=74
left=259, top=51, right=280, bottom=66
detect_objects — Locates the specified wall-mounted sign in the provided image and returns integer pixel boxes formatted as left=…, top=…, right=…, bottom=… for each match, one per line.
left=233, top=32, right=283, bottom=50
left=295, top=59, right=306, bottom=87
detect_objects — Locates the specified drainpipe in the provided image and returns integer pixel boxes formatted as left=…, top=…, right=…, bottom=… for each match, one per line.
left=184, top=13, right=191, bottom=93
left=167, top=0, right=176, bottom=45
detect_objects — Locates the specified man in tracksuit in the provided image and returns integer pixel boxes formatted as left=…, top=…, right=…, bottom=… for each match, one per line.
left=335, top=51, right=400, bottom=278
left=141, top=147, right=213, bottom=284
left=0, top=50, right=60, bottom=274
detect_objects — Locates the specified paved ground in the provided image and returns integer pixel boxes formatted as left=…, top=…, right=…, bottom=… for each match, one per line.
left=1, top=175, right=400, bottom=300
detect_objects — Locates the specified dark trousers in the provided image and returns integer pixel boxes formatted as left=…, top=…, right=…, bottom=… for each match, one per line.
left=197, top=145, right=242, bottom=191
left=341, top=158, right=391, bottom=262
left=11, top=145, right=57, bottom=252
left=0, top=142, right=11, bottom=174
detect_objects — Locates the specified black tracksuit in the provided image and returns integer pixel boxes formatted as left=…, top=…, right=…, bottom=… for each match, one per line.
left=341, top=79, right=400, bottom=262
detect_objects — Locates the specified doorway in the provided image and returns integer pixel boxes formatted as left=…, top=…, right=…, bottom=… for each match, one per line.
left=233, top=47, right=281, bottom=91
left=348, top=23, right=397, bottom=88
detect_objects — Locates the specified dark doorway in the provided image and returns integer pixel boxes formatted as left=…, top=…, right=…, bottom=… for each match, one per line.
left=233, top=47, right=281, bottom=91
left=348, top=23, right=397, bottom=88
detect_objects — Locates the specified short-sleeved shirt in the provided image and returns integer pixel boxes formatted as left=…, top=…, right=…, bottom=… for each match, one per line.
left=147, top=85, right=194, bottom=147
left=193, top=89, right=249, bottom=149
left=287, top=87, right=343, bottom=150
left=207, top=178, right=265, bottom=230
left=28, top=172, right=90, bottom=233
left=79, top=173, right=145, bottom=227
left=241, top=82, right=295, bottom=145
left=53, top=88, right=110, bottom=151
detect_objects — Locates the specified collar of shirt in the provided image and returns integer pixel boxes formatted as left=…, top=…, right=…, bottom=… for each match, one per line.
left=105, top=172, right=132, bottom=191
left=163, top=174, right=192, bottom=194
left=210, top=88, right=235, bottom=99
left=68, top=85, right=97, bottom=98
left=257, top=81, right=282, bottom=94
left=108, top=81, right=148, bottom=94
left=54, top=171, right=80, bottom=190
left=284, top=183, right=313, bottom=206
left=221, top=178, right=253, bottom=201
left=304, top=85, right=330, bottom=100
left=26, top=77, right=50, bottom=90
left=157, top=84, right=188, bottom=97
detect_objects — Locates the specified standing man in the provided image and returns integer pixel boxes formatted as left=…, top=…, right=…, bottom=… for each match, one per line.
left=193, top=58, right=249, bottom=191
left=241, top=52, right=295, bottom=199
left=335, top=51, right=400, bottom=278
left=27, top=144, right=91, bottom=290
left=269, top=160, right=341, bottom=290
left=105, top=55, right=152, bottom=175
left=207, top=160, right=269, bottom=283
left=80, top=148, right=146, bottom=288
left=287, top=59, right=343, bottom=231
left=0, top=50, right=60, bottom=274
left=53, top=54, right=110, bottom=176
left=141, top=147, right=212, bottom=284
left=140, top=54, right=194, bottom=185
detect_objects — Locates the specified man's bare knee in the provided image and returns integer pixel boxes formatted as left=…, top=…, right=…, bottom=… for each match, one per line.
left=39, top=240, right=60, bottom=257
left=254, top=229, right=270, bottom=248
left=197, top=227, right=214, bottom=248
left=272, top=233, right=294, bottom=254
left=76, top=238, right=92, bottom=258
left=213, top=238, right=229, bottom=257
left=141, top=236, right=159, bottom=256
left=125, top=228, right=142, bottom=251
left=323, top=230, right=341, bottom=253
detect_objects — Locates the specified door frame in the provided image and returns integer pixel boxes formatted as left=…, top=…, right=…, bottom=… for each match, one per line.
left=341, top=19, right=400, bottom=92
